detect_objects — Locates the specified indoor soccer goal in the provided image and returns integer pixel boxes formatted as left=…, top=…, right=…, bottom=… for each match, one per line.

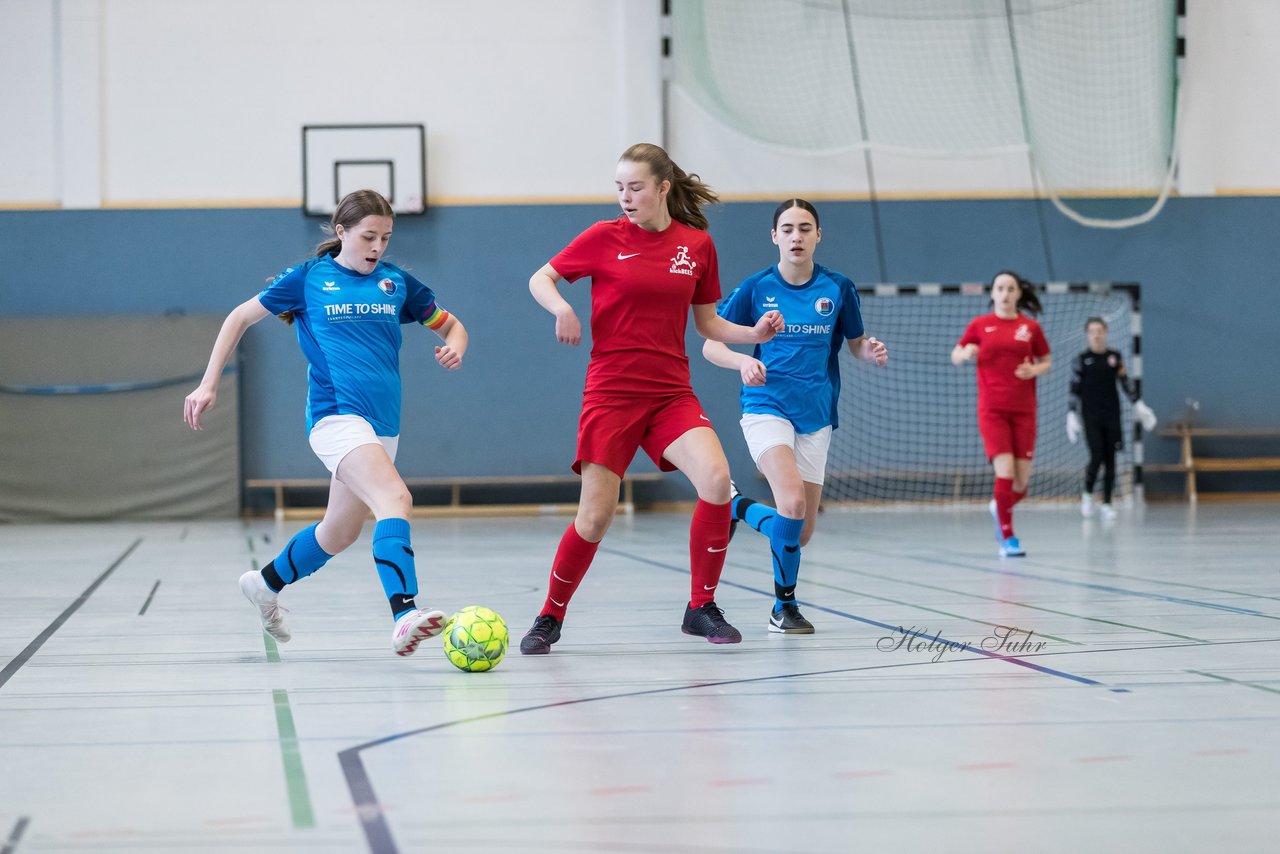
left=825, top=281, right=1144, bottom=504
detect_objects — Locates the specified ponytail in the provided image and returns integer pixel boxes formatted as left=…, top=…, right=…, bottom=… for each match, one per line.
left=277, top=190, right=394, bottom=325
left=619, top=142, right=719, bottom=231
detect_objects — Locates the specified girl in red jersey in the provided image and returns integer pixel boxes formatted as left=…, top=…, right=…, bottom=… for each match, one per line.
left=519, top=143, right=784, bottom=653
left=951, top=271, right=1051, bottom=557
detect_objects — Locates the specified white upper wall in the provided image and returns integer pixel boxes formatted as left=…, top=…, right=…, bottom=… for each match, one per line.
left=1178, top=0, right=1280, bottom=195
left=1, top=0, right=58, bottom=204
left=1, top=0, right=1276, bottom=208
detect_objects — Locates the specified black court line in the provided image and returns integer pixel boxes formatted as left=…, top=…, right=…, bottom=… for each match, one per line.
left=0, top=538, right=141, bottom=691
left=1, top=817, right=30, bottom=854
left=339, top=659, right=1008, bottom=853
left=337, top=631, right=1280, bottom=853
left=138, top=580, right=161, bottom=616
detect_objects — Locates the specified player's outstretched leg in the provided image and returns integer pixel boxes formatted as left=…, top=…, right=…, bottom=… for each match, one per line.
left=240, top=523, right=336, bottom=642
left=521, top=521, right=598, bottom=654
left=371, top=518, right=445, bottom=656
left=767, top=514, right=812, bottom=633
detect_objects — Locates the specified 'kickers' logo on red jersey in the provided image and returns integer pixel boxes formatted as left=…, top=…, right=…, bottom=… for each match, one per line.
left=1014, top=323, right=1031, bottom=342
left=669, top=246, right=697, bottom=276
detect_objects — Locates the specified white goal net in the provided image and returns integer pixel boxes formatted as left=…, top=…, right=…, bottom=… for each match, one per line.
left=825, top=282, right=1143, bottom=504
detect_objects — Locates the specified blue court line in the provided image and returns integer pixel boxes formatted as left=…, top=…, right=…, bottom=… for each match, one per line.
left=598, top=547, right=1109, bottom=689
left=331, top=631, right=1280, bottom=852
left=0, top=365, right=234, bottom=396
left=909, top=553, right=1271, bottom=618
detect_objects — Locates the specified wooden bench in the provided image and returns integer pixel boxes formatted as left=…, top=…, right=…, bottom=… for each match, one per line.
left=1146, top=426, right=1280, bottom=502
left=245, top=473, right=666, bottom=520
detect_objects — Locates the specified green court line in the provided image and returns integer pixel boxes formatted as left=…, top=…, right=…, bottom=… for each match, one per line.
left=263, top=632, right=281, bottom=663
left=1187, top=670, right=1280, bottom=696
left=272, top=689, right=316, bottom=828
left=803, top=557, right=1207, bottom=643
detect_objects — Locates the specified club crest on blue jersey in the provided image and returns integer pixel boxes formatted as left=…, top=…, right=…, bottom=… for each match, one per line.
left=378, top=278, right=397, bottom=296
left=814, top=296, right=835, bottom=317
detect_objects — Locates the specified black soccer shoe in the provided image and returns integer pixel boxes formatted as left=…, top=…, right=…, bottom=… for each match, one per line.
left=768, top=602, right=815, bottom=634
left=681, top=601, right=742, bottom=644
left=519, top=614, right=562, bottom=655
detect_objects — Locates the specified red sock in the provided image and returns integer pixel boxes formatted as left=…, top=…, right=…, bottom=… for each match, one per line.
left=994, top=478, right=1015, bottom=539
left=689, top=499, right=731, bottom=607
left=542, top=523, right=599, bottom=620
left=1012, top=488, right=1027, bottom=507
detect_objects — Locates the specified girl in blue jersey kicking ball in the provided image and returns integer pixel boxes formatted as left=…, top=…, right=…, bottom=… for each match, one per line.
left=703, top=199, right=888, bottom=634
left=184, top=189, right=468, bottom=657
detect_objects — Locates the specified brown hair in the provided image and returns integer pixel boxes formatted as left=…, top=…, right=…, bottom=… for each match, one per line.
left=278, top=190, right=395, bottom=324
left=990, top=269, right=1043, bottom=317
left=773, top=198, right=820, bottom=230
left=619, top=143, right=718, bottom=231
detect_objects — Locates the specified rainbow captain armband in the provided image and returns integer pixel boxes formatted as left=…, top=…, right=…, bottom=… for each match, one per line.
left=420, top=306, right=450, bottom=330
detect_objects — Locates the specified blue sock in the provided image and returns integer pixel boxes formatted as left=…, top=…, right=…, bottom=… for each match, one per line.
left=735, top=495, right=778, bottom=538
left=769, top=514, right=804, bottom=609
left=261, top=524, right=332, bottom=592
left=373, top=518, right=418, bottom=620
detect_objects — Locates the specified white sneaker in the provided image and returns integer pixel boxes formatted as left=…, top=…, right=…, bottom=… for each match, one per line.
left=392, top=609, right=447, bottom=657
left=1099, top=503, right=1117, bottom=523
left=239, top=570, right=290, bottom=642
left=1081, top=493, right=1095, bottom=517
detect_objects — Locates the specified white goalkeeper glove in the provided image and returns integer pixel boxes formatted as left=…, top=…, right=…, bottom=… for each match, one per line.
left=1066, top=410, right=1081, bottom=444
left=1134, top=399, right=1157, bottom=431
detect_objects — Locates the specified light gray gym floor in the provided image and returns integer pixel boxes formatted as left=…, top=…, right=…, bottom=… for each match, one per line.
left=1, top=500, right=1278, bottom=854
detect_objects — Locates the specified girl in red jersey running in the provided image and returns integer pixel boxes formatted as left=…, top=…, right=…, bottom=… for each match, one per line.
left=519, top=143, right=784, bottom=653
left=951, top=271, right=1051, bottom=557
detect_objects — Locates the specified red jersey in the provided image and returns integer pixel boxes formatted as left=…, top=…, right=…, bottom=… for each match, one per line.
left=550, top=216, right=721, bottom=397
left=958, top=313, right=1050, bottom=413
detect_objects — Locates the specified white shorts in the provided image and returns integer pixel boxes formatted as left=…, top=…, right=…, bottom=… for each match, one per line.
left=308, top=415, right=400, bottom=475
left=740, top=414, right=832, bottom=486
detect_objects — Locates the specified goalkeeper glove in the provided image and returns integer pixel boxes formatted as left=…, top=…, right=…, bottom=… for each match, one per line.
left=1134, top=399, right=1157, bottom=431
left=1066, top=410, right=1081, bottom=444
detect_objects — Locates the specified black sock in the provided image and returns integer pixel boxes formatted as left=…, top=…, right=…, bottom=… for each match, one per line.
left=389, top=593, right=417, bottom=618
left=261, top=561, right=285, bottom=593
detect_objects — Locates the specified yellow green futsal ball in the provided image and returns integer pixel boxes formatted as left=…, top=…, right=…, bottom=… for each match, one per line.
left=442, top=605, right=508, bottom=672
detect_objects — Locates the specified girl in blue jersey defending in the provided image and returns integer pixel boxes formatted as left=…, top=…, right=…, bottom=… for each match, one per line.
left=703, top=199, right=887, bottom=633
left=184, top=190, right=468, bottom=657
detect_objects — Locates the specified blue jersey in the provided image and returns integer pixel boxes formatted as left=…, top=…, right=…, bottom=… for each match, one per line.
left=716, top=263, right=864, bottom=434
left=257, top=256, right=449, bottom=436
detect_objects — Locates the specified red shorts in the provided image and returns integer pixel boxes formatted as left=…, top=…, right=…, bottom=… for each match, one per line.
left=575, top=392, right=713, bottom=477
left=978, top=408, right=1037, bottom=461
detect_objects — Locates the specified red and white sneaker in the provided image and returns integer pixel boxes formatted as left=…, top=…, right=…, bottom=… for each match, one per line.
left=392, top=609, right=447, bottom=657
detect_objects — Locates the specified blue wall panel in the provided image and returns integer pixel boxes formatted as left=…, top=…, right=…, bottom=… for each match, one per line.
left=3, top=196, right=1277, bottom=502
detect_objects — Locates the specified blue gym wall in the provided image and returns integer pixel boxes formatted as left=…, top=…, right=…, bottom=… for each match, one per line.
left=3, top=195, right=1278, bottom=505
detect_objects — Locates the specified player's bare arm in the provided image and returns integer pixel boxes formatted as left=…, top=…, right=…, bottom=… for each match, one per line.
left=529, top=263, right=581, bottom=345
